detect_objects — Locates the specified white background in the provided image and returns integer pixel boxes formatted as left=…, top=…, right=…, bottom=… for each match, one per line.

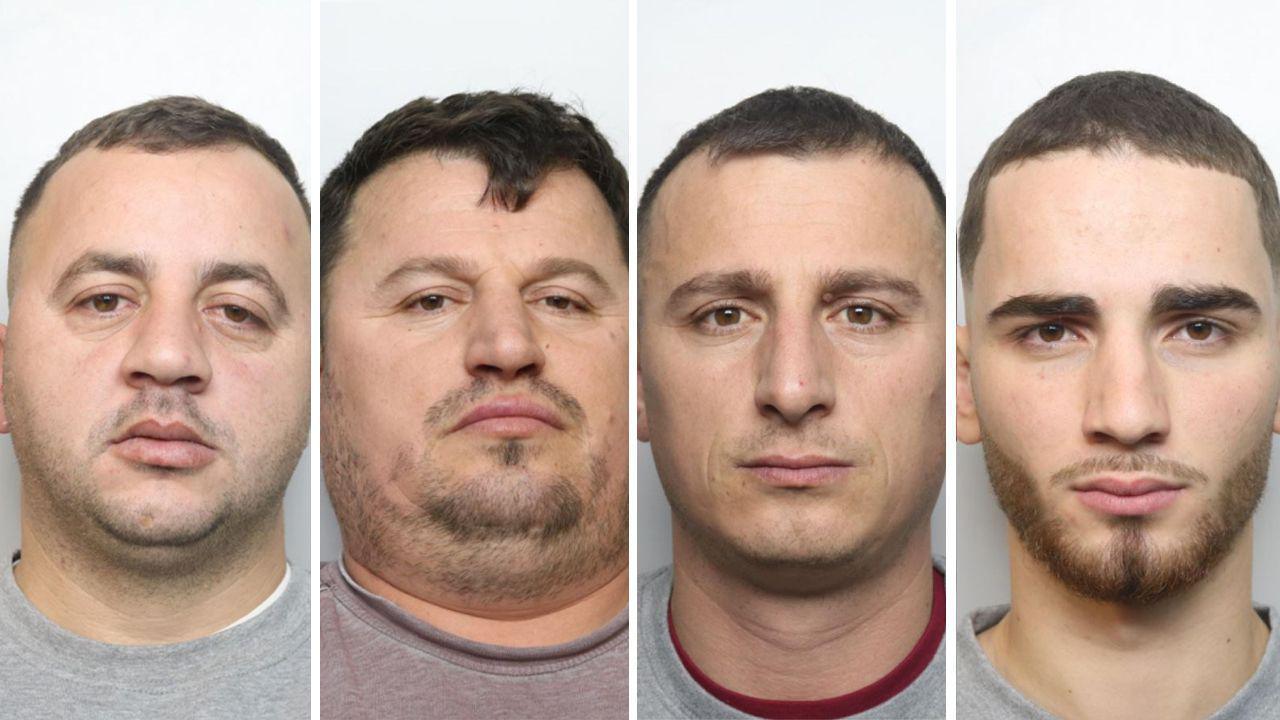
left=317, top=0, right=628, bottom=562
left=0, top=1, right=311, bottom=566
left=958, top=0, right=1280, bottom=618
left=637, top=0, right=946, bottom=574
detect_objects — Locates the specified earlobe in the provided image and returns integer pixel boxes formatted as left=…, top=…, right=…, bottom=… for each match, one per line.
left=637, top=366, right=650, bottom=442
left=957, top=324, right=982, bottom=444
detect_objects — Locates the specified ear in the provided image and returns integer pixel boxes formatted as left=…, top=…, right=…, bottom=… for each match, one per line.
left=0, top=324, right=10, bottom=434
left=1273, top=375, right=1280, bottom=435
left=637, top=363, right=650, bottom=443
left=957, top=324, right=981, bottom=444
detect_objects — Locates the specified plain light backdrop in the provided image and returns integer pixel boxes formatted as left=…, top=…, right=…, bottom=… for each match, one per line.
left=318, top=0, right=628, bottom=562
left=958, top=0, right=1280, bottom=619
left=637, top=0, right=946, bottom=574
left=0, top=1, right=311, bottom=566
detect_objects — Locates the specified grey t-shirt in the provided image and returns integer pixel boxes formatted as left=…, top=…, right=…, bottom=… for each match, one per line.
left=638, top=565, right=945, bottom=719
left=0, top=557, right=310, bottom=719
left=319, top=561, right=628, bottom=719
left=959, top=604, right=1280, bottom=718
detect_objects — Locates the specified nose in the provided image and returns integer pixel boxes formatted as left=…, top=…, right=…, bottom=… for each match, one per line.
left=1081, top=336, right=1170, bottom=447
left=463, top=290, right=546, bottom=382
left=754, top=313, right=836, bottom=425
left=120, top=300, right=212, bottom=393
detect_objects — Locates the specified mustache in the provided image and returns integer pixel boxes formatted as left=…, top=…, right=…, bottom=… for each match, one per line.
left=1050, top=453, right=1208, bottom=487
left=90, top=389, right=230, bottom=449
left=729, top=426, right=872, bottom=463
left=423, top=377, right=586, bottom=429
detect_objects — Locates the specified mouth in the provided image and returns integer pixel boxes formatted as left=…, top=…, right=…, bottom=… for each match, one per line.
left=450, top=397, right=564, bottom=438
left=1072, top=477, right=1186, bottom=516
left=739, top=455, right=853, bottom=488
left=109, top=420, right=217, bottom=470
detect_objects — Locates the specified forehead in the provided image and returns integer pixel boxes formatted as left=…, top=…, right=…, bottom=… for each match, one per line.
left=343, top=154, right=621, bottom=273
left=973, top=149, right=1273, bottom=309
left=644, top=151, right=941, bottom=293
left=19, top=146, right=307, bottom=277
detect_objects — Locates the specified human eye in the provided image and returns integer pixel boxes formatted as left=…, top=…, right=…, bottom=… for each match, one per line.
left=72, top=289, right=139, bottom=321
left=406, top=292, right=457, bottom=314
left=207, top=304, right=266, bottom=328
left=692, top=303, right=754, bottom=334
left=532, top=292, right=590, bottom=315
left=1168, top=318, right=1231, bottom=347
left=833, top=301, right=896, bottom=333
left=1015, top=321, right=1082, bottom=351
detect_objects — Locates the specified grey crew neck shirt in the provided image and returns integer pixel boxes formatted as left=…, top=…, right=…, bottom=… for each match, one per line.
left=638, top=564, right=946, bottom=719
left=319, top=560, right=628, bottom=719
left=0, top=556, right=310, bottom=719
left=959, top=604, right=1280, bottom=718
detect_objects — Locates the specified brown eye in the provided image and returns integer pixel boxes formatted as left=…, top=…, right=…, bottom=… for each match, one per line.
left=1037, top=324, right=1065, bottom=342
left=418, top=295, right=446, bottom=311
left=90, top=294, right=120, bottom=312
left=1186, top=321, right=1213, bottom=341
left=713, top=308, right=741, bottom=326
left=222, top=305, right=251, bottom=323
left=544, top=296, right=573, bottom=310
left=846, top=305, right=876, bottom=324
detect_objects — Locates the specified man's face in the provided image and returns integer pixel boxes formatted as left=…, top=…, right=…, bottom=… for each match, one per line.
left=6, top=147, right=310, bottom=565
left=322, top=155, right=628, bottom=603
left=960, top=148, right=1280, bottom=603
left=640, top=151, right=944, bottom=579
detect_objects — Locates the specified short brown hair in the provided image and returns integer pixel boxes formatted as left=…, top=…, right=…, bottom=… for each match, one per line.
left=959, top=71, right=1280, bottom=284
left=319, top=91, right=628, bottom=303
left=10, top=96, right=308, bottom=296
left=638, top=86, right=944, bottom=255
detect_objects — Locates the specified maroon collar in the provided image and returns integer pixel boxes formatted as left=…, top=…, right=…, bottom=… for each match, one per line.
left=668, top=569, right=944, bottom=720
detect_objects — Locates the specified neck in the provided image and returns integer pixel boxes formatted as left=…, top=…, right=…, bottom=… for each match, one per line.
left=669, top=524, right=936, bottom=700
left=14, top=513, right=287, bottom=645
left=982, top=524, right=1269, bottom=720
left=343, top=552, right=627, bottom=647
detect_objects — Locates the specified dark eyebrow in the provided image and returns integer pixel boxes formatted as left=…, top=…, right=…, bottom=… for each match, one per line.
left=375, top=255, right=480, bottom=293
left=201, top=261, right=292, bottom=324
left=530, top=256, right=617, bottom=301
left=665, top=269, right=773, bottom=313
left=820, top=269, right=923, bottom=309
left=988, top=294, right=1099, bottom=324
left=1150, top=284, right=1261, bottom=317
left=51, top=251, right=153, bottom=300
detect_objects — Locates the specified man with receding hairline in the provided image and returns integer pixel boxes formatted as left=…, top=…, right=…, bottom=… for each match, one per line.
left=319, top=91, right=628, bottom=719
left=958, top=70, right=1280, bottom=719
left=0, top=96, right=310, bottom=719
left=638, top=86, right=945, bottom=719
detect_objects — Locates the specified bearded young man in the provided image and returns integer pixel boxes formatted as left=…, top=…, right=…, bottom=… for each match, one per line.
left=0, top=97, right=311, bottom=718
left=638, top=87, right=945, bottom=720
left=958, top=71, right=1280, bottom=719
left=319, top=92, right=628, bottom=719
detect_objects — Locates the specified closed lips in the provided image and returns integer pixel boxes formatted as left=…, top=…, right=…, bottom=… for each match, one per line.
left=451, top=399, right=564, bottom=431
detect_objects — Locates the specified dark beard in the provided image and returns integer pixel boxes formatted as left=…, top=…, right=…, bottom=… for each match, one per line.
left=983, top=439, right=1268, bottom=605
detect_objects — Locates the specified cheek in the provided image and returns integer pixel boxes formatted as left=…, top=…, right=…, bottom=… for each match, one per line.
left=972, top=355, right=1082, bottom=464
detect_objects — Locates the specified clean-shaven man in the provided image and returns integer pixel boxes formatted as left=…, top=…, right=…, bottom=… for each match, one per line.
left=320, top=91, right=628, bottom=719
left=0, top=96, right=311, bottom=718
left=958, top=70, right=1280, bottom=719
left=639, top=86, right=945, bottom=719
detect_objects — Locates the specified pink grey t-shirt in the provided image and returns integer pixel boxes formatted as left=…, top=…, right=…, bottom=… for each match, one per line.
left=319, top=561, right=627, bottom=719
